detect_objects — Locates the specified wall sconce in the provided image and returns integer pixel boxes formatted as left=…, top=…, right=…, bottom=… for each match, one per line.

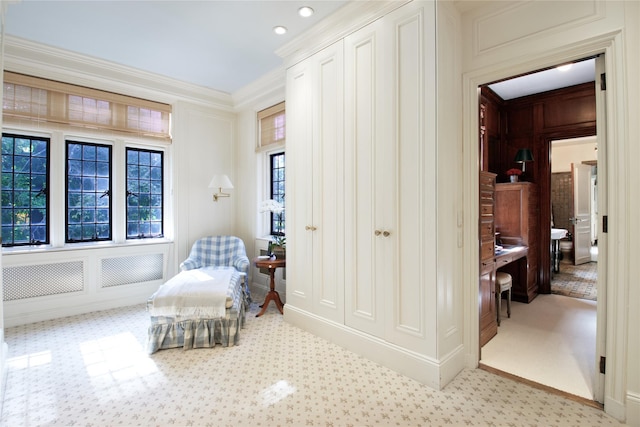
left=514, top=148, right=534, bottom=172
left=208, top=174, right=233, bottom=201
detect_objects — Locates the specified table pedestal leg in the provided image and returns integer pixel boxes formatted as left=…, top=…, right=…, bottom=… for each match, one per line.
left=256, top=267, right=284, bottom=317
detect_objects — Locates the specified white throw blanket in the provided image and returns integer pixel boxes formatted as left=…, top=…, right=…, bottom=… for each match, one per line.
left=149, top=268, right=234, bottom=318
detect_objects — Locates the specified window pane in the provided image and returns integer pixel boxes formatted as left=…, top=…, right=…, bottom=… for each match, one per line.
left=126, top=147, right=163, bottom=239
left=65, top=141, right=111, bottom=243
left=1, top=134, right=50, bottom=246
left=270, top=152, right=285, bottom=236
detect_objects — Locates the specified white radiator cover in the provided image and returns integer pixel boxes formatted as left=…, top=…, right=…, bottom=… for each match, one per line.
left=3, top=261, right=84, bottom=301
left=2, top=243, right=173, bottom=326
left=101, top=254, right=164, bottom=288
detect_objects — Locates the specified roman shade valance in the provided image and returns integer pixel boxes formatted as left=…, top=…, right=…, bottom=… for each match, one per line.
left=2, top=71, right=172, bottom=141
left=257, top=101, right=285, bottom=149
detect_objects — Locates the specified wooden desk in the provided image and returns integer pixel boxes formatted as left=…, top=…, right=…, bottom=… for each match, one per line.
left=494, top=245, right=530, bottom=302
left=253, top=257, right=286, bottom=317
left=494, top=245, right=528, bottom=268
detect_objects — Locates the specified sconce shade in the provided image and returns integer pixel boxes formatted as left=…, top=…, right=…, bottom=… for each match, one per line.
left=209, top=174, right=233, bottom=201
left=208, top=174, right=233, bottom=190
left=514, top=149, right=534, bottom=163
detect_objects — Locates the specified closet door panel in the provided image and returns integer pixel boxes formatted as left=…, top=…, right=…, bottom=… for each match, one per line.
left=390, top=9, right=424, bottom=348
left=387, top=0, right=436, bottom=352
left=285, top=59, right=314, bottom=311
left=344, top=21, right=387, bottom=336
left=312, top=42, right=345, bottom=321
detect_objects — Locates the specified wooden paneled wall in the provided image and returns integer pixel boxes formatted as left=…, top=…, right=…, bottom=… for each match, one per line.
left=480, top=82, right=596, bottom=294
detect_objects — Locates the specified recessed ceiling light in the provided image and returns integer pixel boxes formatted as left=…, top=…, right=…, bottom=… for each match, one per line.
left=273, top=26, right=288, bottom=35
left=298, top=6, right=315, bottom=17
left=557, top=63, right=573, bottom=72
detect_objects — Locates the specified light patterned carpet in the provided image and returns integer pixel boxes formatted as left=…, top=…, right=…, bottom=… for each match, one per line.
left=551, top=260, right=597, bottom=301
left=1, top=286, right=624, bottom=426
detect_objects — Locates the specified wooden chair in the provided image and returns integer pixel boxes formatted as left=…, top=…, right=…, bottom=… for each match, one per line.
left=495, top=272, right=512, bottom=326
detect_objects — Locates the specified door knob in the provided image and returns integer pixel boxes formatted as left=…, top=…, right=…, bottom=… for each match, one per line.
left=375, top=230, right=382, bottom=236
left=383, top=231, right=390, bottom=237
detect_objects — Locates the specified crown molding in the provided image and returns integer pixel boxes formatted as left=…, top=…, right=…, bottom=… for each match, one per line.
left=231, top=66, right=286, bottom=111
left=275, top=0, right=411, bottom=67
left=3, top=35, right=235, bottom=111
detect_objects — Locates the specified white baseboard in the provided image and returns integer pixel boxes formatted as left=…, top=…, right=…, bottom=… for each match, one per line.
left=625, top=391, right=640, bottom=426
left=438, top=344, right=466, bottom=387
left=0, top=341, right=7, bottom=418
left=3, top=283, right=159, bottom=327
left=604, top=394, right=628, bottom=423
left=284, top=304, right=463, bottom=391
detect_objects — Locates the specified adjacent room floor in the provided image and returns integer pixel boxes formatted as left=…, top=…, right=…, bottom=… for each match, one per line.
left=481, top=292, right=597, bottom=400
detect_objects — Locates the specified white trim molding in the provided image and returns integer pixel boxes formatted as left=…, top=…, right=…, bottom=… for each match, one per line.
left=285, top=305, right=462, bottom=391
left=3, top=36, right=234, bottom=110
left=460, top=1, right=633, bottom=422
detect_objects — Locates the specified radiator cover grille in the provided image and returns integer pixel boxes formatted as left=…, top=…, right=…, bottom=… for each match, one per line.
left=101, top=254, right=163, bottom=288
left=3, top=261, right=84, bottom=301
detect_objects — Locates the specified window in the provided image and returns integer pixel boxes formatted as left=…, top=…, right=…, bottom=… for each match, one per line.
left=126, top=148, right=164, bottom=239
left=270, top=152, right=285, bottom=235
left=2, top=73, right=171, bottom=250
left=66, top=141, right=112, bottom=242
left=1, top=134, right=50, bottom=246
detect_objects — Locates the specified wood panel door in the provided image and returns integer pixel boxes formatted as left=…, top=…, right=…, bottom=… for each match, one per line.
left=479, top=262, right=497, bottom=347
left=479, top=171, right=497, bottom=348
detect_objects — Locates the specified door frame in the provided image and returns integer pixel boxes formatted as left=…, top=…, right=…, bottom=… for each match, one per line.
left=462, top=34, right=626, bottom=419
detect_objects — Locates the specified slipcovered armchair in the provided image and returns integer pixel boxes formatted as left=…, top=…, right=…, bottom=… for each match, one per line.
left=180, top=236, right=251, bottom=301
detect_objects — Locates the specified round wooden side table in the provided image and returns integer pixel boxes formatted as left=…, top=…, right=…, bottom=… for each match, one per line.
left=253, top=257, right=286, bottom=317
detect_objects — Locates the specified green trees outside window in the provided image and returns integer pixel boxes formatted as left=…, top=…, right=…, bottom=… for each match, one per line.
left=126, top=148, right=163, bottom=239
left=66, top=141, right=112, bottom=242
left=1, top=134, right=50, bottom=246
left=270, top=152, right=285, bottom=236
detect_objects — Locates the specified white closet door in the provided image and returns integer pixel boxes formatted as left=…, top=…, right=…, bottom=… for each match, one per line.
left=344, top=1, right=436, bottom=349
left=344, top=19, right=390, bottom=336
left=285, top=59, right=314, bottom=312
left=382, top=0, right=435, bottom=353
left=311, top=41, right=345, bottom=322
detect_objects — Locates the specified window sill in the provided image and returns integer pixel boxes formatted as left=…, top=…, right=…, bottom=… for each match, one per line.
left=2, top=238, right=174, bottom=256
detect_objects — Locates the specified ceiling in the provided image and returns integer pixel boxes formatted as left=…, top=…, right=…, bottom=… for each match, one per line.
left=4, top=0, right=348, bottom=95
left=488, top=58, right=596, bottom=100
left=4, top=1, right=594, bottom=98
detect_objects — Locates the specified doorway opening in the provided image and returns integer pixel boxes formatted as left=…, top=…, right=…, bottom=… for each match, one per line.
left=550, top=137, right=598, bottom=302
left=477, top=57, right=604, bottom=404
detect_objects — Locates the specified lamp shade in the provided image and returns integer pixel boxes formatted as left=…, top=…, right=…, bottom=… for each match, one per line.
left=208, top=174, right=233, bottom=189
left=514, top=149, right=534, bottom=163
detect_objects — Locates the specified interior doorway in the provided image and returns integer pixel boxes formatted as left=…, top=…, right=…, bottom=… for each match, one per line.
left=477, top=57, right=605, bottom=404
left=550, top=137, right=598, bottom=301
